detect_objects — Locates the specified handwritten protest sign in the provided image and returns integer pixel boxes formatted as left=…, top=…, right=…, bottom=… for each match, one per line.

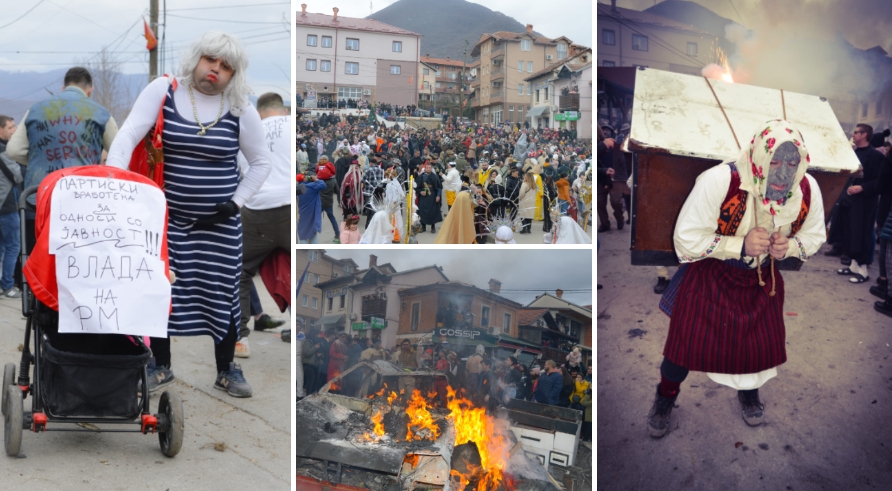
left=49, top=176, right=171, bottom=337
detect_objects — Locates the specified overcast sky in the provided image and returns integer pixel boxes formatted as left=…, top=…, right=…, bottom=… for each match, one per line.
left=300, top=0, right=594, bottom=50
left=0, top=0, right=291, bottom=96
left=320, top=249, right=593, bottom=307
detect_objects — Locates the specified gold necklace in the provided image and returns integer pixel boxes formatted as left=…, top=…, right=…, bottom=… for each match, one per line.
left=188, top=84, right=225, bottom=136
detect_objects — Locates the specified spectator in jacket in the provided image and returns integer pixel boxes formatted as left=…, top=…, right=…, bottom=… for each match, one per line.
left=301, top=336, right=321, bottom=395
left=533, top=360, right=563, bottom=405
left=501, top=356, right=522, bottom=401
left=475, top=358, right=498, bottom=411
left=515, top=363, right=533, bottom=401
left=297, top=172, right=326, bottom=244
left=569, top=372, right=591, bottom=411
left=315, top=156, right=340, bottom=243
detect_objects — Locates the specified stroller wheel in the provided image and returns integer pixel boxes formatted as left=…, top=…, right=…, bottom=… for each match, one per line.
left=2, top=363, right=14, bottom=417
left=157, top=390, right=184, bottom=457
left=4, top=385, right=23, bottom=456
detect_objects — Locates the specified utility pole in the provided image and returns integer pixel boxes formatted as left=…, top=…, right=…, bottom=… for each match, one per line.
left=149, top=0, right=159, bottom=81
left=461, top=39, right=468, bottom=120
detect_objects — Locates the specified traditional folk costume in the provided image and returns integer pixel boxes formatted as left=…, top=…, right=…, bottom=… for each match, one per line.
left=648, top=120, right=825, bottom=437
left=339, top=160, right=363, bottom=219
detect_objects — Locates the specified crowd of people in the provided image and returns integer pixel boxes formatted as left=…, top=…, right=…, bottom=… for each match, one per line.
left=0, top=32, right=289, bottom=399
left=295, top=111, right=594, bottom=244
left=298, top=330, right=592, bottom=442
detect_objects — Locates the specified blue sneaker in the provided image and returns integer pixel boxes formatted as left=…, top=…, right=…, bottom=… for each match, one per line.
left=214, top=363, right=253, bottom=398
left=145, top=365, right=175, bottom=393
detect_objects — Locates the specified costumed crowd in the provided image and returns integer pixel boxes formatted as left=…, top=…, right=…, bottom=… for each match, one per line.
left=295, top=113, right=594, bottom=245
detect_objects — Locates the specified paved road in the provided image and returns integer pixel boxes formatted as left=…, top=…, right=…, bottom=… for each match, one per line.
left=301, top=198, right=594, bottom=245
left=597, top=225, right=892, bottom=490
left=0, top=277, right=291, bottom=491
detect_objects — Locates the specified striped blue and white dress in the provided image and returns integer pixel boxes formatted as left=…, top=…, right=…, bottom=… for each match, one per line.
left=161, top=83, right=241, bottom=342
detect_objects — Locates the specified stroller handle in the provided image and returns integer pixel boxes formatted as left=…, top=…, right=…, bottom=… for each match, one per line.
left=18, top=185, right=38, bottom=213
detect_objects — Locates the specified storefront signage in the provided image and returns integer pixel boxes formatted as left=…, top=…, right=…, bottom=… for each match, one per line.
left=438, top=328, right=483, bottom=339
left=370, top=317, right=386, bottom=329
left=326, top=287, right=348, bottom=299
left=352, top=321, right=369, bottom=331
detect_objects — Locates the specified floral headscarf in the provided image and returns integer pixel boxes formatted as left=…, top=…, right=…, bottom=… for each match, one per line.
left=735, top=119, right=811, bottom=217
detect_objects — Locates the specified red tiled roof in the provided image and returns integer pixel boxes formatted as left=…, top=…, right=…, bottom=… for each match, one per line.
left=517, top=308, right=548, bottom=326
left=523, top=48, right=593, bottom=81
left=295, top=12, right=421, bottom=37
left=421, top=56, right=465, bottom=68
left=491, top=31, right=558, bottom=45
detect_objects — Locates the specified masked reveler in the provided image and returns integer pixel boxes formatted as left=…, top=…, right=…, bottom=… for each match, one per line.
left=106, top=32, right=271, bottom=398
left=648, top=120, right=825, bottom=437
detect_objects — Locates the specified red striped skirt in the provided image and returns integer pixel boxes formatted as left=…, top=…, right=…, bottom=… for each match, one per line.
left=662, top=258, right=787, bottom=374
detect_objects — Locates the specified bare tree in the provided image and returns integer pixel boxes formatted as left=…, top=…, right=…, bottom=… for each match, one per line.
left=82, top=47, right=135, bottom=124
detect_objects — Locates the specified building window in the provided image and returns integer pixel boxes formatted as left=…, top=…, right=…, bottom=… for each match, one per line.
left=521, top=39, right=531, bottom=51
left=320, top=60, right=331, bottom=72
left=436, top=82, right=441, bottom=88
left=449, top=73, right=456, bottom=80
left=448, top=84, right=454, bottom=89
left=423, top=68, right=430, bottom=75
left=346, top=38, right=359, bottom=50
left=508, top=105, right=514, bottom=121
left=877, top=100, right=884, bottom=116
left=345, top=62, right=359, bottom=75
left=327, top=297, right=333, bottom=311
left=302, top=295, right=308, bottom=307
left=390, top=65, right=401, bottom=75
left=338, top=86, right=363, bottom=99
left=687, top=42, right=698, bottom=57
left=863, top=103, right=869, bottom=118
left=312, top=297, right=317, bottom=309
left=339, top=295, right=345, bottom=309
left=602, top=29, right=616, bottom=46
left=307, top=35, right=317, bottom=47
left=411, top=303, right=421, bottom=331
left=518, top=105, right=524, bottom=116
left=527, top=61, right=533, bottom=73
left=557, top=43, right=567, bottom=59
left=503, top=313, right=511, bottom=333
left=322, top=36, right=332, bottom=48
left=423, top=81, right=429, bottom=89
left=308, top=251, right=318, bottom=262
left=393, top=41, right=402, bottom=52
left=518, top=60, right=523, bottom=72
left=436, top=70, right=441, bottom=77
left=602, top=60, right=616, bottom=67
left=544, top=87, right=548, bottom=100
left=306, top=59, right=317, bottom=71
left=313, top=274, right=320, bottom=284
left=344, top=264, right=352, bottom=273
left=481, top=306, right=490, bottom=328
left=632, top=34, right=648, bottom=51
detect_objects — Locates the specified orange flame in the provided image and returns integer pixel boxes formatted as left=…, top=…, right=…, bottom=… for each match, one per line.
left=360, top=407, right=386, bottom=442
left=406, top=390, right=441, bottom=441
left=387, top=391, right=400, bottom=405
left=369, top=383, right=389, bottom=399
left=445, top=387, right=514, bottom=490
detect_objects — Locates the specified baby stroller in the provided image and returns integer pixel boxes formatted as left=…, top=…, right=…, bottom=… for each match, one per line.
left=2, top=167, right=184, bottom=457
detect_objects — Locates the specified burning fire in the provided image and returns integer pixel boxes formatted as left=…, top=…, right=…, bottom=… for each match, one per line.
left=702, top=62, right=735, bottom=84
left=445, top=387, right=514, bottom=491
left=360, top=407, right=386, bottom=442
left=368, top=383, right=389, bottom=399
left=406, top=390, right=441, bottom=441
left=387, top=390, right=400, bottom=405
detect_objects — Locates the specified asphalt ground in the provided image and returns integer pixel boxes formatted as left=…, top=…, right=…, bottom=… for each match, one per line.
left=0, top=276, right=291, bottom=491
left=596, top=217, right=892, bottom=490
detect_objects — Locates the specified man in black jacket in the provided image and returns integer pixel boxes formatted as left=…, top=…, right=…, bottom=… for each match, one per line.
left=837, top=124, right=885, bottom=282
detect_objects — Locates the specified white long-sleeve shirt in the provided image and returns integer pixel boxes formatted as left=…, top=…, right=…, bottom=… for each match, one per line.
left=673, top=163, right=826, bottom=266
left=105, top=77, right=270, bottom=208
left=441, top=168, right=462, bottom=192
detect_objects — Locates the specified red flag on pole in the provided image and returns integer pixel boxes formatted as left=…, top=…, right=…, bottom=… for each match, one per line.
left=143, top=18, right=158, bottom=51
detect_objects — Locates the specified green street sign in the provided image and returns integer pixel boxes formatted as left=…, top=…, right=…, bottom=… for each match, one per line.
left=554, top=113, right=565, bottom=121
left=564, top=111, right=579, bottom=121
left=371, top=317, right=386, bottom=329
left=352, top=321, right=369, bottom=331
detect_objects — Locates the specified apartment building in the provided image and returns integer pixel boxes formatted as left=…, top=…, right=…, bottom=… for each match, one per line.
left=295, top=4, right=421, bottom=106
left=470, top=24, right=578, bottom=126
left=417, top=55, right=472, bottom=107
left=597, top=2, right=719, bottom=74
left=294, top=250, right=359, bottom=332
left=524, top=48, right=593, bottom=138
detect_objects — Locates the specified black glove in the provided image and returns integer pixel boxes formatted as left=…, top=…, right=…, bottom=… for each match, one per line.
left=196, top=201, right=239, bottom=225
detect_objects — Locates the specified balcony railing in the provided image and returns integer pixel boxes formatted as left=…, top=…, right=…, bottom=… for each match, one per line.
left=491, top=43, right=504, bottom=54
left=490, top=66, right=505, bottom=80
left=559, top=93, right=580, bottom=111
left=490, top=89, right=506, bottom=103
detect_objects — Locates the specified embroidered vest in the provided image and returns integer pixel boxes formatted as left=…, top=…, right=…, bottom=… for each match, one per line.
left=717, top=163, right=811, bottom=237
